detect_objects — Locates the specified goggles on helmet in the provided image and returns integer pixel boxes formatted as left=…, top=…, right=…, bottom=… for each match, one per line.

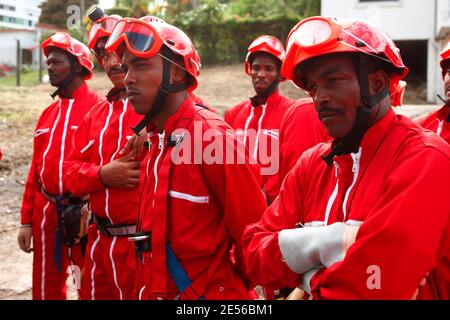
left=105, top=18, right=164, bottom=60
left=88, top=17, right=119, bottom=48
left=287, top=16, right=393, bottom=65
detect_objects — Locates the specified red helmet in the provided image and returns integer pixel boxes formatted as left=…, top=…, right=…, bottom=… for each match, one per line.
left=140, top=15, right=167, bottom=24
left=87, top=14, right=122, bottom=49
left=245, top=35, right=285, bottom=75
left=440, top=40, right=450, bottom=78
left=42, top=32, right=94, bottom=80
left=105, top=17, right=200, bottom=90
left=281, top=16, right=409, bottom=90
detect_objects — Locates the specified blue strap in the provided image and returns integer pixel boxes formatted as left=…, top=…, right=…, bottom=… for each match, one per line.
left=166, top=241, right=204, bottom=300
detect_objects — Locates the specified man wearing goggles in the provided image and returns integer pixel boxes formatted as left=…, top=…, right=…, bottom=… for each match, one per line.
left=225, top=35, right=294, bottom=204
left=105, top=17, right=266, bottom=300
left=417, top=41, right=450, bottom=144
left=63, top=8, right=144, bottom=300
left=243, top=17, right=450, bottom=299
left=18, top=32, right=101, bottom=300
left=276, top=82, right=406, bottom=211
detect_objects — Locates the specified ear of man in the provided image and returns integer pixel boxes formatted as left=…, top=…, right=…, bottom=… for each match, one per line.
left=170, top=63, right=187, bottom=84
left=368, top=69, right=390, bottom=96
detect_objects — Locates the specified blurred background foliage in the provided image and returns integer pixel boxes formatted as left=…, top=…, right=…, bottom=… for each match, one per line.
left=38, top=0, right=320, bottom=65
left=150, top=0, right=320, bottom=64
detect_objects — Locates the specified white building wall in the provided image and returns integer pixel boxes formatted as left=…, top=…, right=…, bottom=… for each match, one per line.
left=321, top=0, right=435, bottom=40
left=0, top=31, right=39, bottom=66
left=437, top=0, right=450, bottom=39
left=0, top=0, right=43, bottom=30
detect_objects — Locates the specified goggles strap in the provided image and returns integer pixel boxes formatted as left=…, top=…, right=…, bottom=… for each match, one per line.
left=131, top=46, right=186, bottom=135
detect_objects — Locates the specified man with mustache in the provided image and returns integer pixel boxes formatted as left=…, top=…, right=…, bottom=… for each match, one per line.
left=17, top=33, right=101, bottom=300
left=63, top=11, right=144, bottom=300
left=225, top=36, right=294, bottom=204
left=417, top=41, right=450, bottom=144
left=105, top=17, right=266, bottom=299
left=277, top=80, right=405, bottom=190
left=243, top=17, right=450, bottom=299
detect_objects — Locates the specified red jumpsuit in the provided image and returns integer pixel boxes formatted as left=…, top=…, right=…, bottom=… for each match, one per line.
left=137, top=96, right=266, bottom=300
left=21, top=82, right=102, bottom=300
left=417, top=105, right=450, bottom=144
left=63, top=96, right=143, bottom=300
left=278, top=98, right=330, bottom=188
left=243, top=109, right=450, bottom=299
left=224, top=91, right=294, bottom=202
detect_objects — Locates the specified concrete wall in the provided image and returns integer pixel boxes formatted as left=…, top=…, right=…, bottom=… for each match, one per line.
left=322, top=0, right=436, bottom=40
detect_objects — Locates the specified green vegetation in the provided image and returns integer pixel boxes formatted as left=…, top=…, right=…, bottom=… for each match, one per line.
left=37, top=0, right=320, bottom=65
left=0, top=71, right=47, bottom=87
left=101, top=0, right=320, bottom=64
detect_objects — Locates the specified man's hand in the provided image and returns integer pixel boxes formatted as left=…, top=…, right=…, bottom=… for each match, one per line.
left=286, top=287, right=305, bottom=300
left=120, top=128, right=147, bottom=160
left=80, top=204, right=91, bottom=238
left=99, top=154, right=141, bottom=189
left=18, top=225, right=33, bottom=253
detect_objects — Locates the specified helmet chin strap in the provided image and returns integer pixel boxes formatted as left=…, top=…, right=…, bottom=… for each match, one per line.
left=439, top=95, right=450, bottom=122
left=322, top=55, right=389, bottom=167
left=132, top=46, right=186, bottom=135
left=437, top=94, right=446, bottom=105
left=106, top=87, right=127, bottom=102
left=50, top=72, right=77, bottom=99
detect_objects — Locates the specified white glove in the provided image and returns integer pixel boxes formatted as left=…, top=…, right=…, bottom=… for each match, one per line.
left=278, top=222, right=360, bottom=275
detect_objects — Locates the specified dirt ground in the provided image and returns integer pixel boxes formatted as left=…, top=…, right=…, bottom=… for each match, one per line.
left=0, top=64, right=439, bottom=300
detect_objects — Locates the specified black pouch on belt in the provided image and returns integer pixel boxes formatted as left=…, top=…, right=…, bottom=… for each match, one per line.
left=56, top=194, right=87, bottom=247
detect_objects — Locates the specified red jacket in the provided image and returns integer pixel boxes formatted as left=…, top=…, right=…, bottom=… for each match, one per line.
left=243, top=109, right=450, bottom=299
left=224, top=91, right=294, bottom=202
left=417, top=105, right=450, bottom=145
left=21, top=83, right=101, bottom=225
left=63, top=98, right=143, bottom=224
left=190, top=93, right=216, bottom=113
left=138, top=96, right=266, bottom=300
left=278, top=98, right=330, bottom=188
